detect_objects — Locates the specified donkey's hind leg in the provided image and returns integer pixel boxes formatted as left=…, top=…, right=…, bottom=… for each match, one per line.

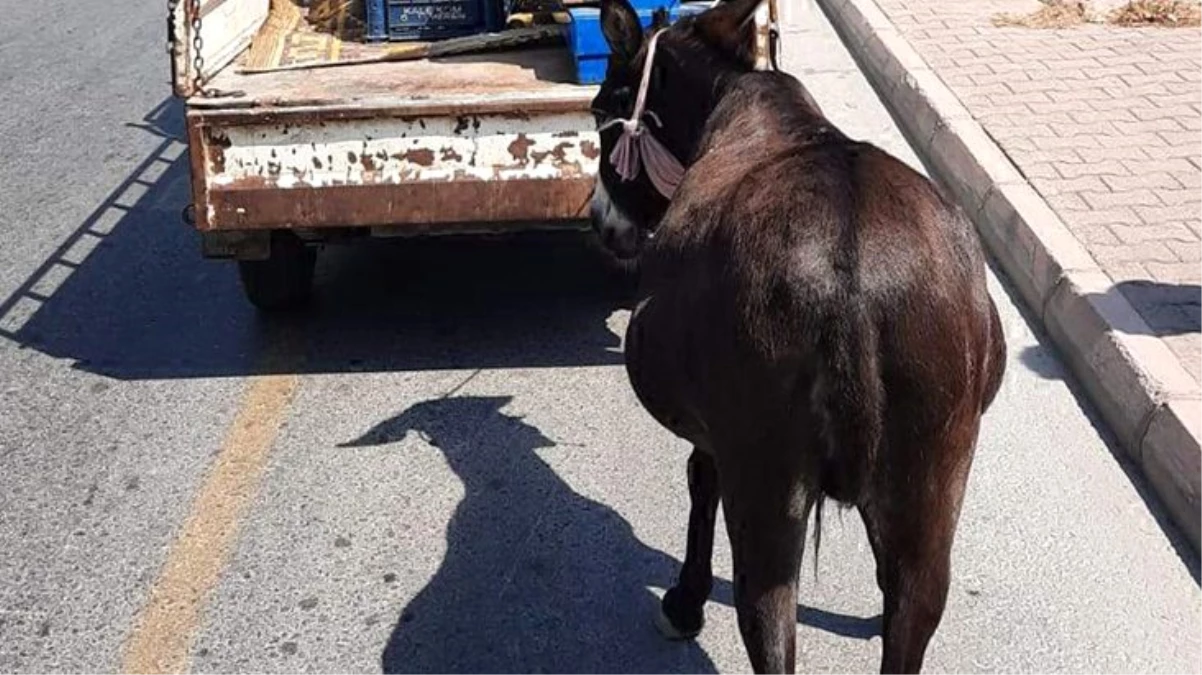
left=859, top=504, right=886, bottom=594
left=722, top=454, right=812, bottom=673
left=876, top=432, right=977, bottom=674
left=658, top=448, right=720, bottom=640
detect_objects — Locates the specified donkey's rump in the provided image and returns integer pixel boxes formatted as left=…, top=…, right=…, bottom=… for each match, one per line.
left=647, top=101, right=997, bottom=481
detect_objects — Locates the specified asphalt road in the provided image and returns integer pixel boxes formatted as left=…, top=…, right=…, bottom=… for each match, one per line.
left=0, top=1, right=1198, bottom=673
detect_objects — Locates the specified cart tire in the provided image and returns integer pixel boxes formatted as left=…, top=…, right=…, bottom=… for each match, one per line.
left=237, top=232, right=317, bottom=312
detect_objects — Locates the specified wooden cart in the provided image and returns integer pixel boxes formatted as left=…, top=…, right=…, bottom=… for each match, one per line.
left=170, top=0, right=775, bottom=309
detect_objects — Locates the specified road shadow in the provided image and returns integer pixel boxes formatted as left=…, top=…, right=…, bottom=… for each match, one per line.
left=339, top=396, right=880, bottom=673
left=0, top=98, right=633, bottom=381
left=1110, top=280, right=1201, bottom=338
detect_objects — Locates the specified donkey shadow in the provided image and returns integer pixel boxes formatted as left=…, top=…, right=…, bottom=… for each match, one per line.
left=340, top=396, right=879, bottom=674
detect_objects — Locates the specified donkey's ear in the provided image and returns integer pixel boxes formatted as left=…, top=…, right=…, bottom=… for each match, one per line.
left=695, top=0, right=763, bottom=68
left=650, top=6, right=671, bottom=31
left=600, top=0, right=644, bottom=63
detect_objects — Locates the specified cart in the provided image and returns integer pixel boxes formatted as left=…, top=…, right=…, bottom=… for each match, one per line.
left=170, top=0, right=775, bottom=310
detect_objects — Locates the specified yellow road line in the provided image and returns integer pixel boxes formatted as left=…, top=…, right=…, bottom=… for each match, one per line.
left=121, top=341, right=303, bottom=674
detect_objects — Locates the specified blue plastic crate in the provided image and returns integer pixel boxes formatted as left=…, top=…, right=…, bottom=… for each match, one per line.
left=365, top=0, right=507, bottom=41
left=564, top=1, right=707, bottom=85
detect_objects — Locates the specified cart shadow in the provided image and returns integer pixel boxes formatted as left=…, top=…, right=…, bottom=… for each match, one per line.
left=0, top=99, right=632, bottom=381
left=340, top=395, right=880, bottom=674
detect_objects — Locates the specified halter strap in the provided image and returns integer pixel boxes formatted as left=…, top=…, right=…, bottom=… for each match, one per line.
left=630, top=28, right=662, bottom=133
left=598, top=29, right=686, bottom=199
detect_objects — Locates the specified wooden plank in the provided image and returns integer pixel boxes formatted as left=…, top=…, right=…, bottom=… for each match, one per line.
left=236, top=25, right=565, bottom=74
left=198, top=45, right=591, bottom=110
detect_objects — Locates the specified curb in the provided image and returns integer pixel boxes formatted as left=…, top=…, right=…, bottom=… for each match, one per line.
left=814, top=0, right=1201, bottom=554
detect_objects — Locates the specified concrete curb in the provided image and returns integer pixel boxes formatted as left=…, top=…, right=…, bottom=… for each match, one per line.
left=813, top=0, right=1200, bottom=554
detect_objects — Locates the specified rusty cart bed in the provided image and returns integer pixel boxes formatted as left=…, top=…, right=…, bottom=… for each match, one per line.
left=170, top=0, right=772, bottom=309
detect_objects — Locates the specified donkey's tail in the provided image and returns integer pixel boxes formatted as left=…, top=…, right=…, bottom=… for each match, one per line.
left=806, top=300, right=884, bottom=574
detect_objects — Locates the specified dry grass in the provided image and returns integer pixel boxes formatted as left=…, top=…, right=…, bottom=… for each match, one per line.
left=1108, top=0, right=1202, bottom=25
left=993, top=0, right=1201, bottom=27
left=993, top=0, right=1088, bottom=27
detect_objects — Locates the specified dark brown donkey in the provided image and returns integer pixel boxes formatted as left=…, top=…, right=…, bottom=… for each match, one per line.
left=588, top=0, right=1007, bottom=671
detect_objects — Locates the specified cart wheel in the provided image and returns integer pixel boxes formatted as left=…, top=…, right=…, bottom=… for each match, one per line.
left=237, top=231, right=317, bottom=312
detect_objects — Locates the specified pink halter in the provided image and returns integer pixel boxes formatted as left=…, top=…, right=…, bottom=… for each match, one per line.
left=598, top=30, right=686, bottom=200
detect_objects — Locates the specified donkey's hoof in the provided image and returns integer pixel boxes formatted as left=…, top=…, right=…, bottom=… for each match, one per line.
left=655, top=590, right=703, bottom=641
left=655, top=605, right=701, bottom=641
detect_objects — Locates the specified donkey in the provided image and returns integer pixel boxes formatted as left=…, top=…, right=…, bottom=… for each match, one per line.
left=588, top=0, right=1007, bottom=671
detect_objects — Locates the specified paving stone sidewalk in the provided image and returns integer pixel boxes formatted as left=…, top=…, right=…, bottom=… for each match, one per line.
left=870, top=0, right=1201, bottom=384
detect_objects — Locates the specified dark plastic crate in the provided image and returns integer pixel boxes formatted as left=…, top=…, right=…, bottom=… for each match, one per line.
left=365, top=0, right=506, bottom=41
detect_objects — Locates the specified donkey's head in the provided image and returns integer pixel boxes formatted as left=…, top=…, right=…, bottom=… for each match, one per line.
left=589, top=0, right=765, bottom=258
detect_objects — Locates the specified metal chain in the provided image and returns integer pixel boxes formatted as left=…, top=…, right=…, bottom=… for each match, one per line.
left=167, top=0, right=240, bottom=99
left=167, top=0, right=214, bottom=96
left=188, top=0, right=214, bottom=96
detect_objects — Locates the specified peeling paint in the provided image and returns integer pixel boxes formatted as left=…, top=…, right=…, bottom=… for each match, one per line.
left=210, top=112, right=600, bottom=189
left=397, top=148, right=435, bottom=167
left=508, top=133, right=534, bottom=165
left=550, top=142, right=573, bottom=164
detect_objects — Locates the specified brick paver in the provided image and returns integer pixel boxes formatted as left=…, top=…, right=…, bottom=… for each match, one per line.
left=875, top=0, right=1202, bottom=384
